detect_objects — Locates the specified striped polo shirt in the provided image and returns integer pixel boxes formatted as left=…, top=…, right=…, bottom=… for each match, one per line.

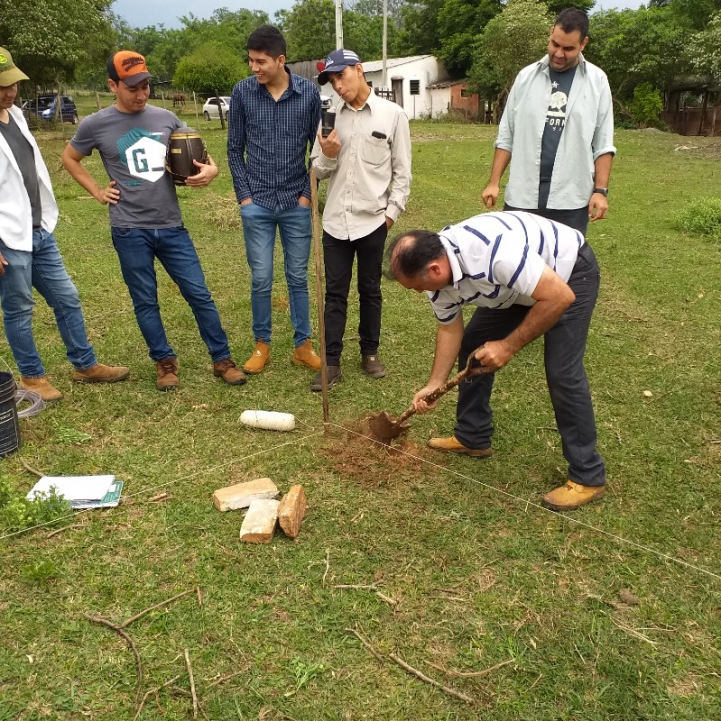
left=427, top=211, right=584, bottom=324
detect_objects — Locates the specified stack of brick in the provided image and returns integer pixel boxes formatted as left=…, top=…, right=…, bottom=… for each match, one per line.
left=212, top=478, right=307, bottom=544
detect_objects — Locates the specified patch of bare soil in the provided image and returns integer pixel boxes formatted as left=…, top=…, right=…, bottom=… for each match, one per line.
left=318, top=418, right=428, bottom=486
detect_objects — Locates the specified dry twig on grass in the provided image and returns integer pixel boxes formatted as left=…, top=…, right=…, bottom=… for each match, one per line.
left=132, top=675, right=181, bottom=721
left=120, top=588, right=198, bottom=629
left=375, top=591, right=398, bottom=607
left=19, top=457, right=43, bottom=477
left=345, top=628, right=475, bottom=704
left=345, top=627, right=384, bottom=664
left=332, top=583, right=378, bottom=590
left=388, top=653, right=475, bottom=704
left=322, top=549, right=330, bottom=587
left=83, top=614, right=143, bottom=705
left=46, top=523, right=85, bottom=539
left=184, top=648, right=198, bottom=719
left=427, top=658, right=514, bottom=678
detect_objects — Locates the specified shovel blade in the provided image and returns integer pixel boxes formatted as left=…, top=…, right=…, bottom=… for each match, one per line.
left=368, top=411, right=411, bottom=443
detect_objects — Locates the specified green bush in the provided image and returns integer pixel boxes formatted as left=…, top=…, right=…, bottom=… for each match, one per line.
left=0, top=474, right=71, bottom=533
left=673, top=197, right=721, bottom=241
left=628, top=82, right=663, bottom=128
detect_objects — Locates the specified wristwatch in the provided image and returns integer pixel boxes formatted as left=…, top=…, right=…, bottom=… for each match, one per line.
left=593, top=187, right=609, bottom=197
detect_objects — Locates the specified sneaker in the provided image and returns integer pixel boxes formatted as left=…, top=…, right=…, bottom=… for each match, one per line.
left=243, top=340, right=270, bottom=374
left=213, top=358, right=247, bottom=385
left=361, top=354, right=386, bottom=378
left=156, top=358, right=179, bottom=391
left=427, top=435, right=493, bottom=458
left=542, top=480, right=605, bottom=511
left=72, top=363, right=130, bottom=384
left=293, top=340, right=321, bottom=371
left=310, top=365, right=342, bottom=392
left=19, top=376, right=63, bottom=402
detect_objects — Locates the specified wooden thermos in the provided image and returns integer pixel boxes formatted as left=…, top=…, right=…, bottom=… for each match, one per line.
left=166, top=125, right=208, bottom=185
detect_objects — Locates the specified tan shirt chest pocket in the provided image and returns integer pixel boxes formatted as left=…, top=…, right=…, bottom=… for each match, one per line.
left=362, top=135, right=392, bottom=166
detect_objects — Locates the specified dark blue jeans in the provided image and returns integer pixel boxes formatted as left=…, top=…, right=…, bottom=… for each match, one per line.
left=0, top=230, right=97, bottom=377
left=454, top=243, right=605, bottom=487
left=110, top=226, right=230, bottom=363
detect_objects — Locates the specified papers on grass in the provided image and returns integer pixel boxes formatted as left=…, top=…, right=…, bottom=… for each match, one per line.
left=26, top=475, right=123, bottom=509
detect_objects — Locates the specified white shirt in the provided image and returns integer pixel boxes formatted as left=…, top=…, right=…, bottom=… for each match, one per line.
left=496, top=54, right=616, bottom=210
left=311, top=91, right=412, bottom=240
left=0, top=105, right=59, bottom=251
left=427, top=211, right=584, bottom=324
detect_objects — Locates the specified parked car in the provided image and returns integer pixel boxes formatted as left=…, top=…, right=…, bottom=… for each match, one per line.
left=22, top=95, right=79, bottom=124
left=202, top=96, right=231, bottom=121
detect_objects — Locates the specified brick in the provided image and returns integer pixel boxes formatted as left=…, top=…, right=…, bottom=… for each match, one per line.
left=239, top=499, right=280, bottom=543
left=212, top=477, right=278, bottom=512
left=278, top=484, right=306, bottom=539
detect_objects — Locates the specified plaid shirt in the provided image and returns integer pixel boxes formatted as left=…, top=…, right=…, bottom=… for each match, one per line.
left=228, top=69, right=321, bottom=211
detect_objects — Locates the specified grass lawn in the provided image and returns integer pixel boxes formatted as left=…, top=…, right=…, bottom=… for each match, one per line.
left=1, top=97, right=721, bottom=720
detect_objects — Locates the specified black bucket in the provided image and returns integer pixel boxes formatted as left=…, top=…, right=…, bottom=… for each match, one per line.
left=0, top=371, right=21, bottom=457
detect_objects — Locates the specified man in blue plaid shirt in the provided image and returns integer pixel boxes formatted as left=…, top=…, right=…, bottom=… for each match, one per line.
left=228, top=25, right=322, bottom=375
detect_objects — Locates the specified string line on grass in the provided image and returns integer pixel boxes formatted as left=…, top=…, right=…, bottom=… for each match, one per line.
left=0, top=431, right=323, bottom=541
left=325, top=420, right=721, bottom=584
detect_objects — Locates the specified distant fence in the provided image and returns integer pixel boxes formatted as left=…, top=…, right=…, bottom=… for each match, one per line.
left=662, top=106, right=721, bottom=137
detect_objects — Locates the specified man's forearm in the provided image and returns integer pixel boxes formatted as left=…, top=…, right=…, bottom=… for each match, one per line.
left=594, top=152, right=613, bottom=188
left=488, top=148, right=512, bottom=185
left=428, top=316, right=464, bottom=386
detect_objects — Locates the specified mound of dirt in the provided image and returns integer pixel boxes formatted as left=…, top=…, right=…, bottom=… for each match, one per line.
left=317, top=417, right=427, bottom=486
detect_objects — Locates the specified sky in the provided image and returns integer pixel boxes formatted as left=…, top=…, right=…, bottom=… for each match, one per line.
left=111, top=0, right=647, bottom=31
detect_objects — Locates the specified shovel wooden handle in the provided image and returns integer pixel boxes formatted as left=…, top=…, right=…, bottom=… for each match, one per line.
left=395, top=354, right=493, bottom=425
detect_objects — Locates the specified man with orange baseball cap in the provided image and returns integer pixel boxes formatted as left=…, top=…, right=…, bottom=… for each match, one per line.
left=0, top=47, right=129, bottom=401
left=63, top=50, right=246, bottom=391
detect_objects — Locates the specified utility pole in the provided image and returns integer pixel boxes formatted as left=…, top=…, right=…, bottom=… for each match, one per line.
left=335, top=0, right=344, bottom=49
left=382, top=0, right=388, bottom=91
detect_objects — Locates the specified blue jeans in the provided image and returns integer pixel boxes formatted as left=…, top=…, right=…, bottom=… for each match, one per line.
left=110, top=226, right=230, bottom=363
left=0, top=229, right=97, bottom=377
left=454, top=244, right=605, bottom=487
left=239, top=201, right=312, bottom=347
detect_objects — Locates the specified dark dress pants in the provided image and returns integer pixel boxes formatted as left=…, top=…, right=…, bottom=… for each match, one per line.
left=453, top=243, right=605, bottom=487
left=322, top=222, right=388, bottom=365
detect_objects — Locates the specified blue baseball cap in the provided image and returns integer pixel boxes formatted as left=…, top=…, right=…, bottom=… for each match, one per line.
left=317, top=49, right=362, bottom=85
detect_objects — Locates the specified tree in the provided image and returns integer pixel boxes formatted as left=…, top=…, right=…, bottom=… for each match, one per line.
left=627, top=82, right=664, bottom=127
left=0, top=0, right=116, bottom=87
left=469, top=0, right=553, bottom=101
left=173, top=42, right=248, bottom=94
left=586, top=8, right=690, bottom=100
left=688, top=11, right=721, bottom=79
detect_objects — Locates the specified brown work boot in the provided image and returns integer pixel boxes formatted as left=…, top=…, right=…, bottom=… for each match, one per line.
left=293, top=340, right=321, bottom=370
left=213, top=358, right=247, bottom=385
left=19, top=376, right=63, bottom=402
left=156, top=357, right=179, bottom=391
left=427, top=435, right=493, bottom=458
left=542, top=480, right=605, bottom=511
left=310, top=365, right=342, bottom=392
left=243, top=340, right=270, bottom=374
left=361, top=354, right=386, bottom=378
left=72, top=363, right=130, bottom=384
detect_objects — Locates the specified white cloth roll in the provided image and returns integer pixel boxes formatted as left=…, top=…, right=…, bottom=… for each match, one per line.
left=240, top=410, right=296, bottom=432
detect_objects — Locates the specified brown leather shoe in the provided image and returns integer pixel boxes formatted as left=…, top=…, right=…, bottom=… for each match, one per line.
left=310, top=365, right=342, bottom=392
left=213, top=358, right=246, bottom=385
left=19, top=376, right=63, bottom=402
left=542, top=480, right=605, bottom=511
left=293, top=340, right=321, bottom=371
left=72, top=363, right=130, bottom=384
left=427, top=435, right=493, bottom=458
left=243, top=340, right=270, bottom=374
left=156, top=358, right=179, bottom=391
left=361, top=354, right=386, bottom=378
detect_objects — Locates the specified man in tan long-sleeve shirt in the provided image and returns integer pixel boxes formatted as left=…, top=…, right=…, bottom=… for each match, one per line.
left=310, top=49, right=411, bottom=391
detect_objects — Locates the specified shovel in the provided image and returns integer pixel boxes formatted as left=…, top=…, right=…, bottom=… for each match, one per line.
left=368, top=354, right=494, bottom=444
